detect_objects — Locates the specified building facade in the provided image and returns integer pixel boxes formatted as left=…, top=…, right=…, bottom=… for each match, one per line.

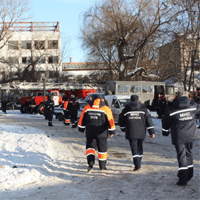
left=159, top=34, right=200, bottom=72
left=0, top=22, right=62, bottom=79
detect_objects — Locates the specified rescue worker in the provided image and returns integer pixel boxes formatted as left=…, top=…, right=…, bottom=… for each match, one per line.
left=118, top=95, right=155, bottom=171
left=162, top=95, right=200, bottom=186
left=1, top=98, right=7, bottom=114
left=156, top=92, right=167, bottom=118
left=78, top=94, right=116, bottom=173
left=63, top=97, right=70, bottom=125
left=194, top=87, right=200, bottom=128
left=173, top=91, right=181, bottom=101
left=68, top=95, right=80, bottom=128
left=46, top=95, right=54, bottom=126
left=44, top=97, right=48, bottom=120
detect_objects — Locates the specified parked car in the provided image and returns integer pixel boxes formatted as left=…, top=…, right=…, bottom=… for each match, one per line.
left=54, top=101, right=87, bottom=121
left=104, top=95, right=131, bottom=123
left=80, top=93, right=131, bottom=124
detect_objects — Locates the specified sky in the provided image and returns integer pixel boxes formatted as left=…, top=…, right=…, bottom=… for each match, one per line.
left=29, top=0, right=96, bottom=63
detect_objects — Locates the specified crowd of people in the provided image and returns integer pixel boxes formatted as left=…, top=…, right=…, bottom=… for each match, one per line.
left=1, top=87, right=200, bottom=187
left=76, top=89, right=200, bottom=187
left=44, top=94, right=80, bottom=127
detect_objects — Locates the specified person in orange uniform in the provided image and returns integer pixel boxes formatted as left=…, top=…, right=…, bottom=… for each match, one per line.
left=63, top=98, right=70, bottom=125
left=78, top=94, right=115, bottom=173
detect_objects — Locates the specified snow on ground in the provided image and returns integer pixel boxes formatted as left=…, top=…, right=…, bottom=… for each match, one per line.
left=0, top=110, right=199, bottom=200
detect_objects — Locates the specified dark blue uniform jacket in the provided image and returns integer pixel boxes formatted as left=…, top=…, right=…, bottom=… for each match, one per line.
left=162, top=97, right=200, bottom=144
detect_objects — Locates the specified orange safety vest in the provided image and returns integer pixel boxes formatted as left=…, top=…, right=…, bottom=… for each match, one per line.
left=63, top=101, right=69, bottom=110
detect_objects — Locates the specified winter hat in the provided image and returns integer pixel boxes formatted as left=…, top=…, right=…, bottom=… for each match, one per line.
left=131, top=95, right=139, bottom=101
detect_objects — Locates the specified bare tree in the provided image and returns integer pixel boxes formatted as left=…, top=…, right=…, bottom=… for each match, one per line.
left=0, top=0, right=30, bottom=48
left=0, top=0, right=30, bottom=83
left=81, top=0, right=184, bottom=81
left=158, top=0, right=199, bottom=91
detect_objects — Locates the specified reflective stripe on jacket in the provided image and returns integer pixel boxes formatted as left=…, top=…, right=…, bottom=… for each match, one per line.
left=78, top=98, right=116, bottom=137
left=162, top=97, right=200, bottom=144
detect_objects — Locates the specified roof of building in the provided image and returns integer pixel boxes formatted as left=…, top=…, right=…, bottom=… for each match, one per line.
left=0, top=22, right=60, bottom=32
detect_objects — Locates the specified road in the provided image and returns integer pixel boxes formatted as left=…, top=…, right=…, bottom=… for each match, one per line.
left=0, top=112, right=199, bottom=200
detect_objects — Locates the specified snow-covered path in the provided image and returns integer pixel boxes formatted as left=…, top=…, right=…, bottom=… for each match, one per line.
left=0, top=110, right=199, bottom=200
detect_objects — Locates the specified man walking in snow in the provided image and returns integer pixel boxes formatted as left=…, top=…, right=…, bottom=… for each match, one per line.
left=78, top=94, right=115, bottom=173
left=68, top=95, right=80, bottom=128
left=118, top=95, right=155, bottom=171
left=162, top=95, right=200, bottom=186
left=194, top=87, right=200, bottom=128
left=1, top=98, right=7, bottom=114
left=45, top=95, right=54, bottom=126
left=63, top=97, right=70, bottom=126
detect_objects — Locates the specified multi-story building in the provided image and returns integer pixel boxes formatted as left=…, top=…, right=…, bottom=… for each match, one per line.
left=159, top=33, right=200, bottom=72
left=0, top=22, right=62, bottom=79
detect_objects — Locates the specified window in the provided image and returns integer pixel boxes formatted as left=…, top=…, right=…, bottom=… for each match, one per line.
left=36, top=92, right=43, bottom=96
left=124, top=85, right=129, bottom=93
left=22, top=57, right=27, bottom=64
left=22, top=57, right=31, bottom=64
left=48, top=40, right=58, bottom=49
left=119, top=99, right=131, bottom=107
left=48, top=56, right=58, bottom=64
left=118, top=85, right=123, bottom=93
left=9, top=57, right=18, bottom=64
left=147, top=86, right=153, bottom=94
left=8, top=41, right=18, bottom=50
left=166, top=87, right=174, bottom=95
left=118, top=85, right=129, bottom=93
left=130, top=85, right=141, bottom=93
left=21, top=41, right=31, bottom=49
left=111, top=99, right=120, bottom=108
left=35, top=57, right=46, bottom=64
left=35, top=41, right=45, bottom=50
left=51, top=92, right=58, bottom=96
left=142, top=86, right=147, bottom=93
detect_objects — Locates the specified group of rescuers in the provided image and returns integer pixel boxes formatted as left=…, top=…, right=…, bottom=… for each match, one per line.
left=44, top=88, right=200, bottom=187
left=44, top=94, right=80, bottom=128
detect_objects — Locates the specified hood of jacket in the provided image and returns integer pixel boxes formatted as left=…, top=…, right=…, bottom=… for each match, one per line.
left=173, top=96, right=191, bottom=109
left=126, top=101, right=142, bottom=111
left=91, top=98, right=106, bottom=108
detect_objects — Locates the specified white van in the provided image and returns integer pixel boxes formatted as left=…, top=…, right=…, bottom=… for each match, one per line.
left=104, top=95, right=131, bottom=123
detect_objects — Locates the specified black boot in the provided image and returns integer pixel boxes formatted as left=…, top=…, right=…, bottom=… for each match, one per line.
left=48, top=122, right=53, bottom=126
left=72, top=123, right=76, bottom=128
left=177, top=169, right=188, bottom=186
left=187, top=167, right=193, bottom=182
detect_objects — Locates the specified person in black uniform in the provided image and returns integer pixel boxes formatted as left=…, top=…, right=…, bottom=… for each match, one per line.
left=68, top=95, right=80, bottom=128
left=156, top=92, right=167, bottom=118
left=1, top=98, right=7, bottom=114
left=45, top=96, right=54, bottom=126
left=162, top=96, right=200, bottom=186
left=194, top=87, right=200, bottom=128
left=78, top=94, right=116, bottom=173
left=63, top=97, right=70, bottom=126
left=118, top=95, right=155, bottom=171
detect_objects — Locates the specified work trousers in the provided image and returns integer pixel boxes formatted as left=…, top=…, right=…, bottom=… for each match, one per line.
left=64, top=110, right=70, bottom=125
left=129, top=139, right=144, bottom=169
left=175, top=142, right=193, bottom=184
left=86, top=137, right=107, bottom=170
left=46, top=111, right=53, bottom=122
left=70, top=113, right=78, bottom=127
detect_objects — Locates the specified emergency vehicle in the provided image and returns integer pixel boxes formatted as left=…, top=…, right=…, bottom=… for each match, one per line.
left=105, top=81, right=178, bottom=110
left=20, top=82, right=103, bottom=115
left=20, top=89, right=62, bottom=114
